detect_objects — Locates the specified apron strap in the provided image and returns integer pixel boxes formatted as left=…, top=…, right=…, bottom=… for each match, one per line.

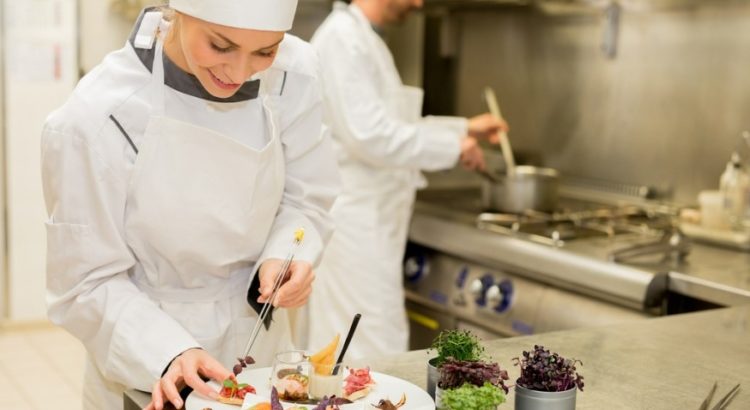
left=150, top=39, right=167, bottom=118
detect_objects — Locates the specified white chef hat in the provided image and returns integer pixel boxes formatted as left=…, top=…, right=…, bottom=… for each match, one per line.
left=169, top=0, right=298, bottom=31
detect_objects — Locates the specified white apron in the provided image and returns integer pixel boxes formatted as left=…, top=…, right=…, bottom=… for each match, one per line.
left=84, top=40, right=293, bottom=409
left=306, top=6, right=423, bottom=359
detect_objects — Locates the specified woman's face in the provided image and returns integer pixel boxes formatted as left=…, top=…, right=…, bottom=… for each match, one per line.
left=169, top=13, right=285, bottom=99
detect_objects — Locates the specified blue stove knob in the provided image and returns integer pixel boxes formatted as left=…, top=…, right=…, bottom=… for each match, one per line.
left=403, top=255, right=428, bottom=283
left=474, top=273, right=495, bottom=307
left=455, top=266, right=469, bottom=289
left=495, top=279, right=514, bottom=313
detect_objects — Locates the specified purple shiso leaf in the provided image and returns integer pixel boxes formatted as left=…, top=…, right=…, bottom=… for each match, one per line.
left=270, top=386, right=283, bottom=410
left=312, top=396, right=342, bottom=410
left=312, top=397, right=329, bottom=410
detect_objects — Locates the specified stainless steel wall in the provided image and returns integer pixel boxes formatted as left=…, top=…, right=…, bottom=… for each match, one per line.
left=440, top=2, right=750, bottom=205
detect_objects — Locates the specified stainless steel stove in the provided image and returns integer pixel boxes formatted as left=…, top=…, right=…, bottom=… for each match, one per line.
left=403, top=186, right=685, bottom=349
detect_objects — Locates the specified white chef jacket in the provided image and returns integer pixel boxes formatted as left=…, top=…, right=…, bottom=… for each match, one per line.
left=305, top=2, right=467, bottom=359
left=41, top=9, right=339, bottom=409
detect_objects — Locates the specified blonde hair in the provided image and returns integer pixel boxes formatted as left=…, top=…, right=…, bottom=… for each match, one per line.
left=156, top=5, right=176, bottom=21
left=156, top=6, right=180, bottom=43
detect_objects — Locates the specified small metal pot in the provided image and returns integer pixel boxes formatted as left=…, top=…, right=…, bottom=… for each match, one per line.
left=515, top=385, right=577, bottom=410
left=426, top=357, right=440, bottom=399
left=481, top=166, right=560, bottom=213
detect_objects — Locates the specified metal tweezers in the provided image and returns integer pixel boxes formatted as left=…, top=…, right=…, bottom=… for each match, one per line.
left=698, top=382, right=741, bottom=410
left=242, top=231, right=303, bottom=357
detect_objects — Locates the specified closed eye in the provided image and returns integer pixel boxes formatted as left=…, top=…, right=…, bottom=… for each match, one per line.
left=210, top=42, right=234, bottom=54
left=254, top=49, right=277, bottom=58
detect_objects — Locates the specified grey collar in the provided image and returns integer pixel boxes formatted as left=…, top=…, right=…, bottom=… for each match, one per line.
left=128, top=7, right=260, bottom=103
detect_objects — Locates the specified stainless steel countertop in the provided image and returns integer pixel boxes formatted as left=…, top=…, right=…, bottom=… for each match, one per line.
left=351, top=305, right=750, bottom=409
left=409, top=188, right=750, bottom=308
left=124, top=306, right=750, bottom=409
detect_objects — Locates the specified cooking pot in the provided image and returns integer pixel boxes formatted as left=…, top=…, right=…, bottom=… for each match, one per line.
left=481, top=165, right=560, bottom=213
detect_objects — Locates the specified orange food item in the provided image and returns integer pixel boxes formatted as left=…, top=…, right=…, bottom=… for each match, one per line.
left=310, top=334, right=340, bottom=375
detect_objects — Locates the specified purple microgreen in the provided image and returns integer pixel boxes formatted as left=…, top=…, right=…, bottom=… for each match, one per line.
left=437, top=358, right=509, bottom=394
left=513, top=345, right=584, bottom=392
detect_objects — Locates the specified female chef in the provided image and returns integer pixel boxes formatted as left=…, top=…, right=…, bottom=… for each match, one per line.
left=40, top=1, right=339, bottom=409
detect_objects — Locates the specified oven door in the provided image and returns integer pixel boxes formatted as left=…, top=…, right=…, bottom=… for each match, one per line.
left=405, top=300, right=456, bottom=350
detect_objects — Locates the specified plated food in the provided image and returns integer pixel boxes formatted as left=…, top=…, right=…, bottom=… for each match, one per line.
left=203, top=334, right=411, bottom=409
left=246, top=386, right=281, bottom=410
left=310, top=334, right=340, bottom=376
left=276, top=370, right=310, bottom=401
left=343, top=367, right=375, bottom=401
left=218, top=377, right=257, bottom=405
left=185, top=367, right=430, bottom=410
left=367, top=394, right=407, bottom=410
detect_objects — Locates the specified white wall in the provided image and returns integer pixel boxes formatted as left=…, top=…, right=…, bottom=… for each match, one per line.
left=0, top=0, right=152, bottom=324
left=3, top=0, right=78, bottom=321
left=79, top=0, right=157, bottom=73
left=0, top=1, right=6, bottom=320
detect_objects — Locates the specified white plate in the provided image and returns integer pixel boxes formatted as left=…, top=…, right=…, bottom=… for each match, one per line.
left=185, top=367, right=435, bottom=410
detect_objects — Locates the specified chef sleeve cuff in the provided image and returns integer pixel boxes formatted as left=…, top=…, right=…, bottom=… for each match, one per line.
left=246, top=271, right=274, bottom=330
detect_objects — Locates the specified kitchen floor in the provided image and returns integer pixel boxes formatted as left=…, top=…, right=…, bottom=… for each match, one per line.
left=0, top=322, right=85, bottom=410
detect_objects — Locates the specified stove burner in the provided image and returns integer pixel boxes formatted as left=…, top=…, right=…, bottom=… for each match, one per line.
left=477, top=204, right=675, bottom=247
left=609, top=228, right=691, bottom=263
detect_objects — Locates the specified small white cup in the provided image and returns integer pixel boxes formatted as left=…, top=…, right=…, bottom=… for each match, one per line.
left=698, top=190, right=730, bottom=229
left=309, top=363, right=344, bottom=400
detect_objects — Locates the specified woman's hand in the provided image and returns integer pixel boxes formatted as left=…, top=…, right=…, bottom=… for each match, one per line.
left=468, top=113, right=509, bottom=143
left=257, top=259, right=314, bottom=308
left=459, top=137, right=486, bottom=171
left=144, top=348, right=232, bottom=410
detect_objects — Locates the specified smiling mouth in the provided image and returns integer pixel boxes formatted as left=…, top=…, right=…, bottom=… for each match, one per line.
left=208, top=70, right=241, bottom=91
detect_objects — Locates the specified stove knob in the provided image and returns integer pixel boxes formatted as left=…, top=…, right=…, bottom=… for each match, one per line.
left=473, top=274, right=496, bottom=307
left=494, top=279, right=514, bottom=313
left=469, top=278, right=484, bottom=299
left=485, top=284, right=502, bottom=307
left=403, top=255, right=428, bottom=283
left=455, top=266, right=469, bottom=289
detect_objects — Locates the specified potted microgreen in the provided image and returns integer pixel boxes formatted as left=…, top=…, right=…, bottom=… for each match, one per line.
left=512, top=345, right=584, bottom=410
left=426, top=329, right=485, bottom=399
left=436, top=358, right=509, bottom=410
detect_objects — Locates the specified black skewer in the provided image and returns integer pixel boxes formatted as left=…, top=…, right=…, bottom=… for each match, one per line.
left=332, top=313, right=362, bottom=375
